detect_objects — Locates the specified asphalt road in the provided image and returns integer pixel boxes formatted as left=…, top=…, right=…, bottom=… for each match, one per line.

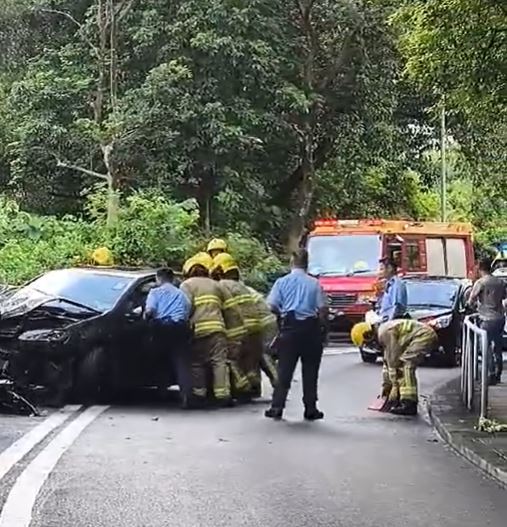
left=0, top=348, right=506, bottom=527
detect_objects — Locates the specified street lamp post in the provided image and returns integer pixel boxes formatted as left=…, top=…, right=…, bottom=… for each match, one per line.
left=440, top=99, right=447, bottom=222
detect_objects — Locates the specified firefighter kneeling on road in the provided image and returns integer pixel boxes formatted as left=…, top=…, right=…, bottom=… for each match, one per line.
left=351, top=318, right=438, bottom=416
left=180, top=252, right=232, bottom=408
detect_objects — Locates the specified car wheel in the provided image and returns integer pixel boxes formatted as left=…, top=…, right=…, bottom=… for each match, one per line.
left=74, top=346, right=110, bottom=404
left=360, top=348, right=378, bottom=364
left=440, top=347, right=458, bottom=368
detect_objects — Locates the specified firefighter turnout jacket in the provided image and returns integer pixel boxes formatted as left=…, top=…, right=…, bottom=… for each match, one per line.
left=180, top=277, right=228, bottom=337
left=378, top=319, right=437, bottom=371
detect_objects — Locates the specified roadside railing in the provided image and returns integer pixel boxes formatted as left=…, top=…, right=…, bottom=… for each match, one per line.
left=461, top=314, right=490, bottom=420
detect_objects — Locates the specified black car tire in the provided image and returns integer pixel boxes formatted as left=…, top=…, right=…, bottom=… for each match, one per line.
left=74, top=346, right=110, bottom=404
left=440, top=347, right=458, bottom=368
left=360, top=348, right=378, bottom=364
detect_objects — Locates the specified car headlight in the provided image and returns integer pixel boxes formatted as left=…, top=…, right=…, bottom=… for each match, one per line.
left=427, top=314, right=453, bottom=330
left=357, top=294, right=375, bottom=304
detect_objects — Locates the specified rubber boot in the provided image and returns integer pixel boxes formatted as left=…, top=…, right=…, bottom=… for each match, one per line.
left=389, top=399, right=418, bottom=416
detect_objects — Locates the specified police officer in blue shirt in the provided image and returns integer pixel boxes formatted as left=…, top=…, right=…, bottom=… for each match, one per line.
left=377, top=258, right=408, bottom=322
left=264, top=249, right=328, bottom=421
left=145, top=268, right=192, bottom=407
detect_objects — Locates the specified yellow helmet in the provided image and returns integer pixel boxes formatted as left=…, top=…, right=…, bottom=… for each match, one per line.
left=91, top=246, right=113, bottom=266
left=207, top=238, right=228, bottom=253
left=183, top=252, right=213, bottom=275
left=350, top=322, right=372, bottom=347
left=212, top=252, right=238, bottom=274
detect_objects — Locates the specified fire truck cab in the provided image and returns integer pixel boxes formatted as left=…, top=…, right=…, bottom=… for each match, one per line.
left=306, top=219, right=474, bottom=332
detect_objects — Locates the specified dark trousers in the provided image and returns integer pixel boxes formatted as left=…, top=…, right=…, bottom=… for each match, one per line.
left=271, top=318, right=323, bottom=410
left=154, top=322, right=192, bottom=399
left=481, top=317, right=504, bottom=377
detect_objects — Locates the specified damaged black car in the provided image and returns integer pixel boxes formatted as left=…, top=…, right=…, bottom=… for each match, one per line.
left=0, top=268, right=177, bottom=406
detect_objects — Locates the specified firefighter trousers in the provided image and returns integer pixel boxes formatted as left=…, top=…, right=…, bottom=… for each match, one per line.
left=191, top=333, right=231, bottom=400
left=227, top=340, right=250, bottom=396
left=260, top=354, right=278, bottom=388
left=384, top=342, right=430, bottom=403
left=271, top=319, right=323, bottom=410
left=241, top=333, right=264, bottom=393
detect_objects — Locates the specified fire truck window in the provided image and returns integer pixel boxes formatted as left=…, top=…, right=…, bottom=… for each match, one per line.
left=446, top=239, right=467, bottom=278
left=407, top=244, right=422, bottom=271
left=426, top=239, right=446, bottom=275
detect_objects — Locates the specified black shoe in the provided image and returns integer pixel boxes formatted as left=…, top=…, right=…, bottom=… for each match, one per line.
left=214, top=398, right=235, bottom=408
left=235, top=394, right=253, bottom=405
left=181, top=395, right=207, bottom=410
left=304, top=409, right=324, bottom=421
left=389, top=400, right=417, bottom=416
left=265, top=407, right=283, bottom=420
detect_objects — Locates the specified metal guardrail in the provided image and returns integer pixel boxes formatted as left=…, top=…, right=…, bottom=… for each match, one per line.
left=461, top=314, right=490, bottom=420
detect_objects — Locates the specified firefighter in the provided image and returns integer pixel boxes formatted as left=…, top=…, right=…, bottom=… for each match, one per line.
left=264, top=249, right=328, bottom=421
left=207, top=238, right=228, bottom=259
left=180, top=252, right=232, bottom=407
left=211, top=253, right=264, bottom=400
left=246, top=285, right=279, bottom=390
left=351, top=319, right=437, bottom=416
left=209, top=254, right=250, bottom=400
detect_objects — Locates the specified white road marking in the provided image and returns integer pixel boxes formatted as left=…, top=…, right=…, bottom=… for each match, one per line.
left=324, top=348, right=357, bottom=356
left=0, top=405, right=81, bottom=482
left=0, top=405, right=108, bottom=527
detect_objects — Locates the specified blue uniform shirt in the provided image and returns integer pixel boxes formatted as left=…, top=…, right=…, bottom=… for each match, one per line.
left=378, top=276, right=407, bottom=322
left=145, top=283, right=190, bottom=323
left=267, top=269, right=327, bottom=320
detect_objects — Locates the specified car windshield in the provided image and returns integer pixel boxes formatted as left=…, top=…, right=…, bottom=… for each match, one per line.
left=307, top=234, right=381, bottom=277
left=406, top=281, right=459, bottom=309
left=10, top=270, right=134, bottom=313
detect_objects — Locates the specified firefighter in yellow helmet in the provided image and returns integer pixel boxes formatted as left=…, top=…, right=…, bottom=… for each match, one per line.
left=207, top=238, right=228, bottom=259
left=213, top=253, right=275, bottom=399
left=91, top=246, right=114, bottom=266
left=210, top=253, right=253, bottom=401
left=351, top=318, right=437, bottom=416
left=180, top=252, right=232, bottom=407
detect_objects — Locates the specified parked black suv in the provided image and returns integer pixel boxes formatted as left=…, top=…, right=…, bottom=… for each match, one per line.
left=360, top=276, right=471, bottom=367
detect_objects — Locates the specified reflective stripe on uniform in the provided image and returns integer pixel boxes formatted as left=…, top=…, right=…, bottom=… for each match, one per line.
left=214, top=386, right=230, bottom=399
left=260, top=314, right=276, bottom=327
left=244, top=318, right=261, bottom=331
left=194, top=320, right=226, bottom=336
left=223, top=294, right=255, bottom=309
left=226, top=326, right=247, bottom=339
left=398, top=320, right=414, bottom=335
left=400, top=365, right=418, bottom=401
left=410, top=332, right=436, bottom=348
left=194, top=294, right=222, bottom=307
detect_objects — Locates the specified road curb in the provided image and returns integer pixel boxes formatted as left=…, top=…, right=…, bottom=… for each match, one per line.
left=424, top=379, right=507, bottom=489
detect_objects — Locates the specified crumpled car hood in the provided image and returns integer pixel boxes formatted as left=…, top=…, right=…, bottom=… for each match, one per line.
left=0, top=290, right=53, bottom=320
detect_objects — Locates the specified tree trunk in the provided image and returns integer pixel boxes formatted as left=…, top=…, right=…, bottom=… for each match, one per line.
left=285, top=0, right=317, bottom=252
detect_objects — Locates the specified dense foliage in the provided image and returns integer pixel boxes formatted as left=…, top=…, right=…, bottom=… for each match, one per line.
left=0, top=0, right=505, bottom=280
